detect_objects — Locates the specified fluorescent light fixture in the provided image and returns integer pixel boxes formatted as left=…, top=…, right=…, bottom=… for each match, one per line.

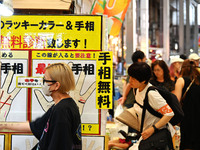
left=0, top=0, right=14, bottom=16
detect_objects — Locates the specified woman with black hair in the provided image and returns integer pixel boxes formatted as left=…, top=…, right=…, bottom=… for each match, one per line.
left=150, top=60, right=175, bottom=92
left=174, top=59, right=200, bottom=150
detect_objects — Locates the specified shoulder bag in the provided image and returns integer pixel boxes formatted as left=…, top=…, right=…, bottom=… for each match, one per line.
left=138, top=91, right=173, bottom=150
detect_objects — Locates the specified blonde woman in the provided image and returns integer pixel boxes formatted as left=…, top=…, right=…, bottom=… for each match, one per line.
left=0, top=63, right=82, bottom=150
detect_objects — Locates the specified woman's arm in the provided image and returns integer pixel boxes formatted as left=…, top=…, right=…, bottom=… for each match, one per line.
left=118, top=82, right=132, bottom=105
left=174, top=77, right=184, bottom=101
left=0, top=121, right=31, bottom=132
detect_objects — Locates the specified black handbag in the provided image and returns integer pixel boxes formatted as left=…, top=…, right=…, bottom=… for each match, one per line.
left=138, top=94, right=173, bottom=150
left=139, top=128, right=173, bottom=150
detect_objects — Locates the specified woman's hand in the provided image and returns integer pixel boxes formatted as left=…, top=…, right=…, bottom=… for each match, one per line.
left=141, top=127, right=154, bottom=140
left=118, top=96, right=127, bottom=105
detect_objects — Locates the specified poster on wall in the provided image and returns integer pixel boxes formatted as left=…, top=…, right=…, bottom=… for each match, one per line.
left=0, top=51, right=28, bottom=122
left=82, top=136, right=108, bottom=150
left=31, top=51, right=112, bottom=135
left=1, top=15, right=112, bottom=149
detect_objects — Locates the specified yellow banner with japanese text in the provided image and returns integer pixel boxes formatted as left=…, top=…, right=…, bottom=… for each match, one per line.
left=96, top=52, right=113, bottom=109
left=32, top=51, right=97, bottom=60
left=1, top=15, right=102, bottom=51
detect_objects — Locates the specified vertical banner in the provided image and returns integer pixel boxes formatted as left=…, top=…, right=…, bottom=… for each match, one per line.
left=91, top=0, right=131, bottom=36
left=96, top=52, right=112, bottom=109
left=1, top=15, right=112, bottom=149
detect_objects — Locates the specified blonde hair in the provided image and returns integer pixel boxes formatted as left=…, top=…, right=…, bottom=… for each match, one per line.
left=46, top=62, right=75, bottom=93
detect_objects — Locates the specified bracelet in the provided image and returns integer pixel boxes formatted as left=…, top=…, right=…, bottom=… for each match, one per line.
left=152, top=125, right=159, bottom=133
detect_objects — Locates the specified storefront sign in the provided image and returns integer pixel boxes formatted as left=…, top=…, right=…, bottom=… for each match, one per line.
left=1, top=15, right=102, bottom=51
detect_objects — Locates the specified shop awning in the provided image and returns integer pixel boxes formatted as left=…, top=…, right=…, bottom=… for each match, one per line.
left=13, top=0, right=72, bottom=10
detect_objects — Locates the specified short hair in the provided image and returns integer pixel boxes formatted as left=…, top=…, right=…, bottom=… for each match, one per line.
left=46, top=62, right=75, bottom=93
left=151, top=60, right=171, bottom=82
left=128, top=62, right=151, bottom=84
left=131, top=50, right=145, bottom=63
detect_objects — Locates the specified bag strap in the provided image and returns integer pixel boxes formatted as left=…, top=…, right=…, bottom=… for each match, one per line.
left=181, top=78, right=195, bottom=103
left=140, top=86, right=162, bottom=133
left=135, top=101, right=143, bottom=108
left=140, top=99, right=146, bottom=133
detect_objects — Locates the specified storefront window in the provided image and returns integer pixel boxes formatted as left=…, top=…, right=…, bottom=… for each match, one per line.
left=149, top=0, right=163, bottom=48
left=148, top=0, right=164, bottom=60
left=190, top=4, right=196, bottom=51
left=170, top=0, right=179, bottom=54
left=136, top=0, right=141, bottom=47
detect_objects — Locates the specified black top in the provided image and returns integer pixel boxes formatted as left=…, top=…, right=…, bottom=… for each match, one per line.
left=30, top=98, right=82, bottom=150
left=180, top=77, right=200, bottom=149
left=149, top=79, right=175, bottom=92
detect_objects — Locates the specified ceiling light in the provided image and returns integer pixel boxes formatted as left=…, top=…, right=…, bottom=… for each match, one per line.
left=0, top=0, right=14, bottom=16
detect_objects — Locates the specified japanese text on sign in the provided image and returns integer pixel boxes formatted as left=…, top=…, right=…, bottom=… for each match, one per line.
left=35, top=63, right=95, bottom=75
left=16, top=77, right=42, bottom=88
left=96, top=52, right=113, bottom=109
left=1, top=20, right=95, bottom=31
left=1, top=15, right=102, bottom=50
left=32, top=51, right=113, bottom=109
left=32, top=51, right=96, bottom=60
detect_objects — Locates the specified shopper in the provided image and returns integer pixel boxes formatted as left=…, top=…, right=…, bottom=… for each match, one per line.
left=169, top=57, right=184, bottom=82
left=128, top=62, right=174, bottom=150
left=150, top=60, right=175, bottom=92
left=174, top=59, right=200, bottom=150
left=0, top=63, right=82, bottom=150
left=118, top=50, right=146, bottom=107
left=188, top=53, right=200, bottom=67
left=117, top=50, right=146, bottom=134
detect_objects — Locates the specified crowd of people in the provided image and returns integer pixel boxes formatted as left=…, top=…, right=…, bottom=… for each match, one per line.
left=109, top=51, right=200, bottom=150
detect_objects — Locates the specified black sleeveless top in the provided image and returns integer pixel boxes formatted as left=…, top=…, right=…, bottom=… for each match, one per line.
left=180, top=77, right=200, bottom=149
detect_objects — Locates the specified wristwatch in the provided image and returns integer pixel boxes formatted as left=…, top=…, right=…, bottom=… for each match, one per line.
left=152, top=124, right=159, bottom=133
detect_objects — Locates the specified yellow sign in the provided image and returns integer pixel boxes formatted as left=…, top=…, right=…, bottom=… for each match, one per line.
left=32, top=51, right=113, bottom=110
left=32, top=51, right=97, bottom=60
left=81, top=124, right=99, bottom=134
left=1, top=51, right=28, bottom=59
left=96, top=52, right=113, bottom=109
left=1, top=15, right=102, bottom=51
left=31, top=51, right=113, bottom=134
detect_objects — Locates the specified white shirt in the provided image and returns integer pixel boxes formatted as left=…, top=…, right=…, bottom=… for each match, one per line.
left=129, top=83, right=175, bottom=150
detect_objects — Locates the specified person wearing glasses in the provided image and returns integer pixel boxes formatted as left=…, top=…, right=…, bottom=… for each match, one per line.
left=150, top=60, right=175, bottom=93
left=0, top=63, right=82, bottom=150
